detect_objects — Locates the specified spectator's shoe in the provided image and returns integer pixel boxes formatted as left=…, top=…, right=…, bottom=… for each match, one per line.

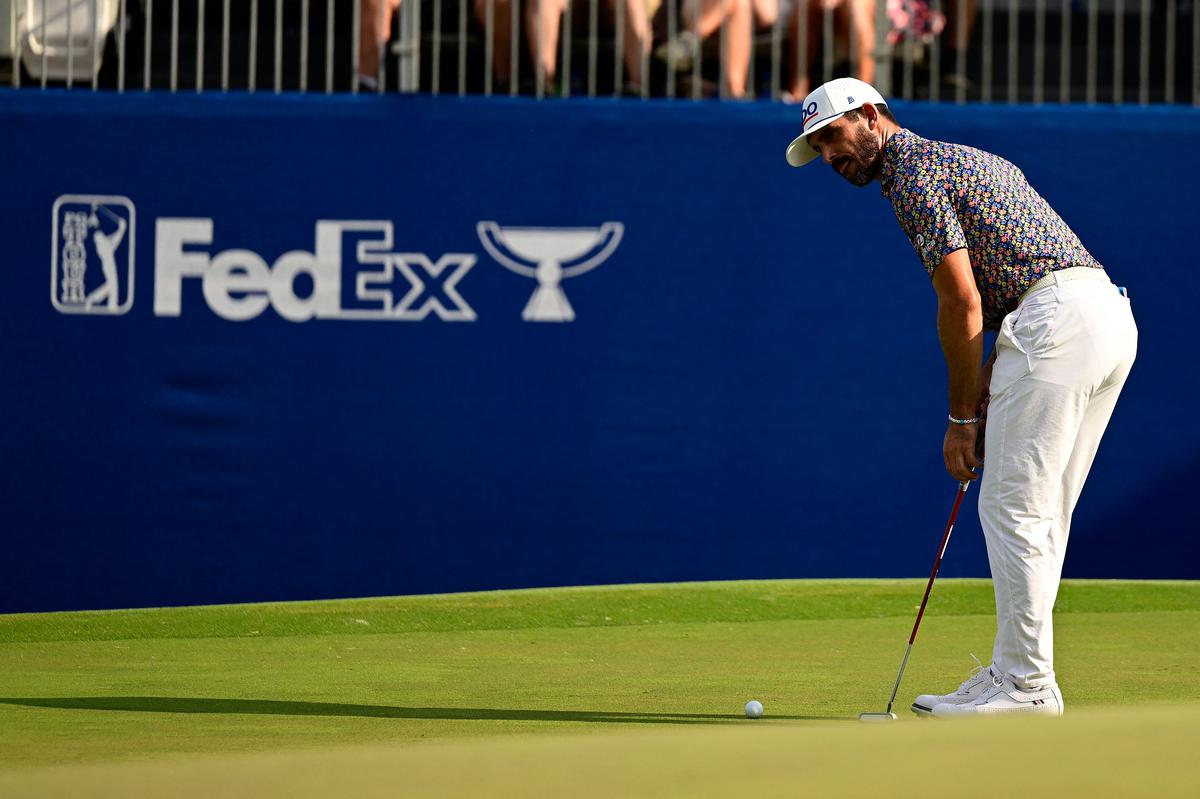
left=932, top=675, right=1064, bottom=717
left=911, top=655, right=995, bottom=717
left=654, top=31, right=700, bottom=73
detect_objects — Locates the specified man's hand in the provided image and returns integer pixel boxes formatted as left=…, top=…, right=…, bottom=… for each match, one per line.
left=944, top=422, right=982, bottom=482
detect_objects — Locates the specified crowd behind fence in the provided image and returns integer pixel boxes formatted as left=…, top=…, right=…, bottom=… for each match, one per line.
left=3, top=1, right=1197, bottom=104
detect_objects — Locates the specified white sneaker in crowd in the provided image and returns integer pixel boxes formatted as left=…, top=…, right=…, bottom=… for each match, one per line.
left=932, top=674, right=1065, bottom=717
left=911, top=655, right=996, bottom=717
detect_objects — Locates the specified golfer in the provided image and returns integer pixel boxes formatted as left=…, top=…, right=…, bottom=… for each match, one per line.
left=786, top=78, right=1137, bottom=717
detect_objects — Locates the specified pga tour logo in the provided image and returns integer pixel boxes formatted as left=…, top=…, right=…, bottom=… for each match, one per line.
left=50, top=195, right=623, bottom=323
left=51, top=195, right=136, bottom=315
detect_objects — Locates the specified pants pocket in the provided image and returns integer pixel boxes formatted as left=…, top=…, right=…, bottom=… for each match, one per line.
left=1011, top=295, right=1059, bottom=358
left=989, top=308, right=1031, bottom=401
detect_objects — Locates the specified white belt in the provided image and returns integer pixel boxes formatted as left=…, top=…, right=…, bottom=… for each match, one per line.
left=1018, top=267, right=1110, bottom=306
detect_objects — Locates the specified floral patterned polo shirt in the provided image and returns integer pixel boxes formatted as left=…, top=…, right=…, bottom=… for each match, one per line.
left=879, top=129, right=1104, bottom=331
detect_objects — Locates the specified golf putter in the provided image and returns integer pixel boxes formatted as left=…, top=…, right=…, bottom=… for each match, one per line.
left=859, top=475, right=973, bottom=722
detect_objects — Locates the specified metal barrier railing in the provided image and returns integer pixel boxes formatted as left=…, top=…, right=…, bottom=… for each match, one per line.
left=3, top=1, right=1198, bottom=105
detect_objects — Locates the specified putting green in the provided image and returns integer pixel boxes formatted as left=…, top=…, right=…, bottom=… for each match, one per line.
left=1, top=579, right=1197, bottom=796
left=2, top=705, right=1198, bottom=798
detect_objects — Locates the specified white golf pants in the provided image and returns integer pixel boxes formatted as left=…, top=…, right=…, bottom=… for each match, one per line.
left=979, top=270, right=1138, bottom=690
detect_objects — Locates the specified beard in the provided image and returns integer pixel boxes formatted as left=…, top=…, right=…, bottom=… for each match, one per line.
left=842, top=125, right=884, bottom=187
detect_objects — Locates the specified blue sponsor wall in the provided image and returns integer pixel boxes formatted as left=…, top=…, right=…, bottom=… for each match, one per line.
left=2, top=92, right=1197, bottom=613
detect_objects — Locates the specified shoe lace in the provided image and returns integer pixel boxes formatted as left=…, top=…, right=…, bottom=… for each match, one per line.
left=955, top=654, right=991, bottom=695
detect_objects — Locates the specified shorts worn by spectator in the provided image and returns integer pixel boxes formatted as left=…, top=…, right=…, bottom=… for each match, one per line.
left=785, top=78, right=1138, bottom=717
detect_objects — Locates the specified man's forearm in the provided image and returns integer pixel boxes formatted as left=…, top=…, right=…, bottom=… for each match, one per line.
left=937, top=298, right=985, bottom=419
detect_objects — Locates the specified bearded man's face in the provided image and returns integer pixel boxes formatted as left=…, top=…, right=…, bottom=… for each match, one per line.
left=809, top=114, right=884, bottom=187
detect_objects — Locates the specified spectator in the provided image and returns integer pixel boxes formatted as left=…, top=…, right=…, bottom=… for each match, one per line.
left=786, top=0, right=875, bottom=102
left=359, top=0, right=403, bottom=91
left=474, top=0, right=515, bottom=93
left=884, top=0, right=946, bottom=54
left=886, top=0, right=989, bottom=93
left=476, top=0, right=654, bottom=95
left=938, top=0, right=978, bottom=91
left=656, top=0, right=779, bottom=98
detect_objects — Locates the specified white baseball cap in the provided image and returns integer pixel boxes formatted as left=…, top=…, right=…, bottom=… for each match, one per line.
left=785, top=78, right=888, bottom=167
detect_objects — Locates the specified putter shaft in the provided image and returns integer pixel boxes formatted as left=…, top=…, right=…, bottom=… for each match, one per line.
left=877, top=478, right=971, bottom=717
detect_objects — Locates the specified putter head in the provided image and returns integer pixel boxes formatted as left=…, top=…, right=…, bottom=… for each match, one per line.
left=858, top=712, right=898, bottom=722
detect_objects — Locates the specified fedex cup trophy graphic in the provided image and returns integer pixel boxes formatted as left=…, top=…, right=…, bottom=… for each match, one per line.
left=477, top=222, right=624, bottom=321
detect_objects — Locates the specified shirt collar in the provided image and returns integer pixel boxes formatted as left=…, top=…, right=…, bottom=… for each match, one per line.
left=879, top=128, right=920, bottom=197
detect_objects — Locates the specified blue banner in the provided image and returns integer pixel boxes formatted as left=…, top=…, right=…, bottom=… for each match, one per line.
left=2, top=91, right=1198, bottom=612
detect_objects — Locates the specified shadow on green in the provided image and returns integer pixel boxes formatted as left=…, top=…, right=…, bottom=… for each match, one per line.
left=0, top=697, right=843, bottom=724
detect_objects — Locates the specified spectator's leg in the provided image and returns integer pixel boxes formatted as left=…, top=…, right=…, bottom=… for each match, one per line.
left=525, top=0, right=567, bottom=87
left=613, top=0, right=652, bottom=89
left=748, top=0, right=778, bottom=96
left=358, top=0, right=390, bottom=88
left=723, top=0, right=752, bottom=96
left=475, top=0, right=515, bottom=91
left=942, top=0, right=977, bottom=80
left=689, top=0, right=734, bottom=38
left=788, top=0, right=824, bottom=99
left=945, top=0, right=978, bottom=52
left=752, top=0, right=777, bottom=28
left=357, top=0, right=375, bottom=85
left=848, top=0, right=874, bottom=83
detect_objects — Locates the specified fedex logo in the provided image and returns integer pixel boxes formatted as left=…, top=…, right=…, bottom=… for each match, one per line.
left=152, top=219, right=476, bottom=322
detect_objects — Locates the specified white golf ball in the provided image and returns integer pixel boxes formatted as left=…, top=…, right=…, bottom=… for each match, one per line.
left=745, top=700, right=763, bottom=719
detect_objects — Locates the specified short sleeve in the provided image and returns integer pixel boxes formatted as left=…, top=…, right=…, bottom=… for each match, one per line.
left=889, top=176, right=968, bottom=277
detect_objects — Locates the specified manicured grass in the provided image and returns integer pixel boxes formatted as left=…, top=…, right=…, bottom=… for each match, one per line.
left=3, top=705, right=1199, bottom=798
left=4, top=578, right=1199, bottom=643
left=1, top=579, right=1198, bottom=796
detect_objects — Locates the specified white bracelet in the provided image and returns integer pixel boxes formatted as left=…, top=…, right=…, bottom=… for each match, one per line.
left=948, top=414, right=980, bottom=425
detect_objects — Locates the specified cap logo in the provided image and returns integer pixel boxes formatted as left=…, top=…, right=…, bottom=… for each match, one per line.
left=801, top=101, right=820, bottom=129
left=847, top=95, right=855, bottom=103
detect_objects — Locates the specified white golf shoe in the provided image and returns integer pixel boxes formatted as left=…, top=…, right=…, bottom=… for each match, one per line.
left=911, top=655, right=996, bottom=717
left=931, top=674, right=1064, bottom=717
